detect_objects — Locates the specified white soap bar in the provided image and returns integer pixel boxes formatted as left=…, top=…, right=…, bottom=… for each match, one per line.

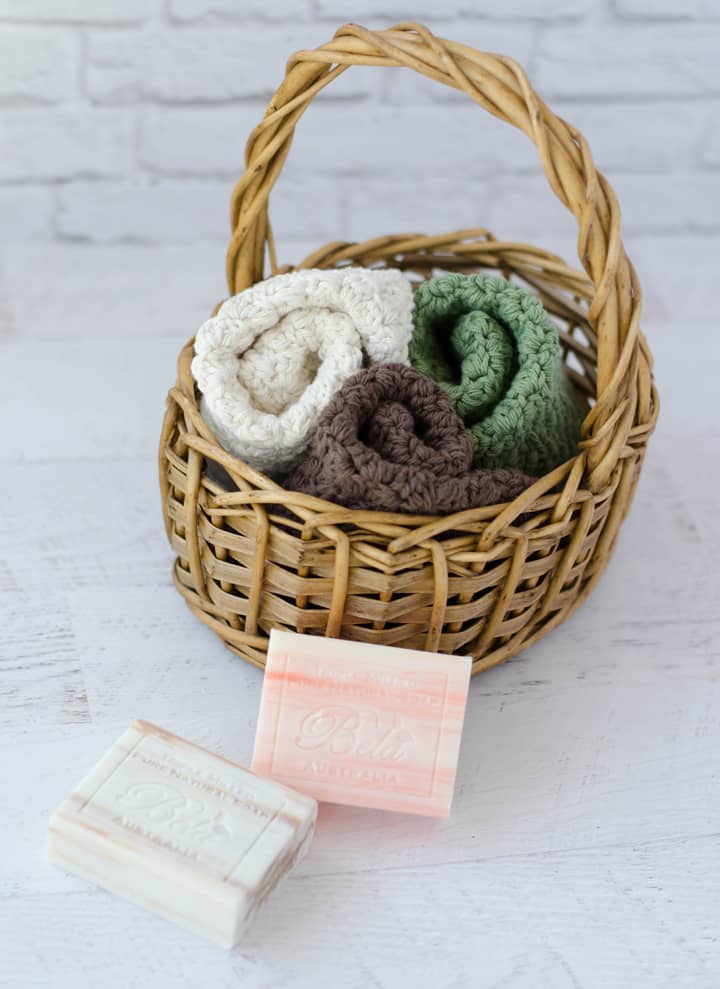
left=48, top=720, right=317, bottom=947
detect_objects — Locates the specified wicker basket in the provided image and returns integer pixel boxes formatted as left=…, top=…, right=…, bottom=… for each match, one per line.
left=159, top=22, right=658, bottom=675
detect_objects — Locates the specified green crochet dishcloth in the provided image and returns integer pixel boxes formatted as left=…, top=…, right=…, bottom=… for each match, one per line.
left=409, top=273, right=586, bottom=476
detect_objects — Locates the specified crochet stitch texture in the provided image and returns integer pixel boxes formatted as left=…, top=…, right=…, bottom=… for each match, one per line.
left=192, top=267, right=413, bottom=474
left=409, top=273, right=586, bottom=476
left=286, top=364, right=535, bottom=514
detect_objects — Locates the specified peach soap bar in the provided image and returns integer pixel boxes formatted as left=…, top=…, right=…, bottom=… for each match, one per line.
left=252, top=630, right=472, bottom=818
left=48, top=720, right=317, bottom=947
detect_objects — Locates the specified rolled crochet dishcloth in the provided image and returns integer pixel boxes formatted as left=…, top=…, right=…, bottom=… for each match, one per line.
left=192, top=267, right=413, bottom=474
left=409, top=273, right=586, bottom=476
left=285, top=364, right=534, bottom=514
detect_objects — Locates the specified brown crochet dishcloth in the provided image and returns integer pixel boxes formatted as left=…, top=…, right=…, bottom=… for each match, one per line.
left=285, top=364, right=535, bottom=514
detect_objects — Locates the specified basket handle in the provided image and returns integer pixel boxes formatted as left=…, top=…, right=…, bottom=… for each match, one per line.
left=225, top=22, right=646, bottom=493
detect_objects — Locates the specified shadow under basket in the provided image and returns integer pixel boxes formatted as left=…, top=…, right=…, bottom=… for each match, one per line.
left=158, top=22, right=659, bottom=676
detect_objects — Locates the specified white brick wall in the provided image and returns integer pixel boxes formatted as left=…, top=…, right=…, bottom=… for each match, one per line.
left=0, top=1, right=718, bottom=246
left=0, top=28, right=77, bottom=105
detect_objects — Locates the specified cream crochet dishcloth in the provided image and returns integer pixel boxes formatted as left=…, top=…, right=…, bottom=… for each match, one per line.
left=192, top=267, right=413, bottom=474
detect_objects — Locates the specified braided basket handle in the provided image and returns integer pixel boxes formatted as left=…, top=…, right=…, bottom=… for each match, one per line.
left=226, top=22, right=645, bottom=492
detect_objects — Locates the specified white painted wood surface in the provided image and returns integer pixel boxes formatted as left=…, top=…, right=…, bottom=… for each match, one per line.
left=1, top=238, right=719, bottom=988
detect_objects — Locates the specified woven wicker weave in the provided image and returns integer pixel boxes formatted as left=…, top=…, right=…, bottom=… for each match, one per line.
left=159, top=22, right=658, bottom=675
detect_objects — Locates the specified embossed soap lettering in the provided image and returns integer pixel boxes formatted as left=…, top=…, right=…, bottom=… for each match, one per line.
left=300, top=665, right=441, bottom=707
left=115, top=781, right=232, bottom=843
left=303, top=761, right=400, bottom=787
left=295, top=706, right=414, bottom=761
left=130, top=750, right=270, bottom=816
